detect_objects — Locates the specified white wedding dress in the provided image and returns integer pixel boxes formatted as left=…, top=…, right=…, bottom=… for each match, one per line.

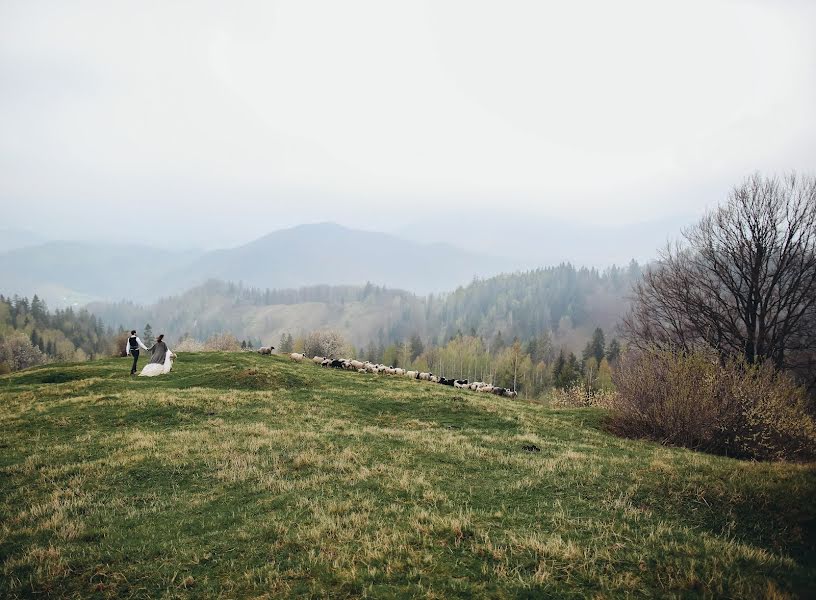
left=139, top=349, right=176, bottom=377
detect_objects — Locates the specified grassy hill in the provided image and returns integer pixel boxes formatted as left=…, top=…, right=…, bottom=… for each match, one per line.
left=1, top=353, right=814, bottom=598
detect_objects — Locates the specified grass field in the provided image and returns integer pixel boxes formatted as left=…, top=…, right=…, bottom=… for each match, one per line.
left=1, top=352, right=814, bottom=598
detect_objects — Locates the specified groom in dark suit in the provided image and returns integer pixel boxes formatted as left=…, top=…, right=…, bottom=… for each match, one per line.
left=126, top=330, right=149, bottom=375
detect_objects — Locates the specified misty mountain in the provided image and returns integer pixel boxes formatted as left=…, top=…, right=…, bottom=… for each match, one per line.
left=0, top=223, right=518, bottom=307
left=161, top=223, right=518, bottom=295
left=0, top=242, right=202, bottom=306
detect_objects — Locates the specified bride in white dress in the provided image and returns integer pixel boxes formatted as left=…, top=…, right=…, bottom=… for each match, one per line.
left=139, top=334, right=176, bottom=377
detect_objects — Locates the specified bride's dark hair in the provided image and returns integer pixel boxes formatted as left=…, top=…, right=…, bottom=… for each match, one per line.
left=157, top=334, right=164, bottom=343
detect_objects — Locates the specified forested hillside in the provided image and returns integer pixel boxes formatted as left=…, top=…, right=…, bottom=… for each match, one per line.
left=89, top=262, right=641, bottom=355
left=0, top=294, right=115, bottom=372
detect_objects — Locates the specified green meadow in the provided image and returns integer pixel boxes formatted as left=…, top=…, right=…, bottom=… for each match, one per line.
left=1, top=352, right=814, bottom=598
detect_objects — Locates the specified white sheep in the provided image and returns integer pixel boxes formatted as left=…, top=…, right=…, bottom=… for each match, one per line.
left=257, top=346, right=274, bottom=355
left=290, top=353, right=305, bottom=361
left=312, top=356, right=324, bottom=364
left=394, top=368, right=405, bottom=376
left=406, top=370, right=418, bottom=379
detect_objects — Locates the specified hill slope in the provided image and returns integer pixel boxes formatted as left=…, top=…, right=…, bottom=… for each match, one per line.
left=1, top=354, right=814, bottom=598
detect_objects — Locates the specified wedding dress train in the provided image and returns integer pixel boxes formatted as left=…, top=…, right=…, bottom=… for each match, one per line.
left=139, top=349, right=175, bottom=377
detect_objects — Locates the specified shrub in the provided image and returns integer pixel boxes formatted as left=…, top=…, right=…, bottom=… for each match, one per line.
left=175, top=337, right=206, bottom=352
left=204, top=333, right=242, bottom=352
left=550, top=384, right=617, bottom=409
left=304, top=330, right=345, bottom=359
left=113, top=331, right=130, bottom=357
left=0, top=333, right=46, bottom=372
left=609, top=348, right=816, bottom=461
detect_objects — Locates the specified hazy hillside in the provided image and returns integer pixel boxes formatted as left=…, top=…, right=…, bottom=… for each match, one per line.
left=88, top=263, right=640, bottom=351
left=0, top=223, right=516, bottom=307
left=160, top=222, right=518, bottom=295
left=1, top=353, right=812, bottom=597
left=0, top=242, right=202, bottom=306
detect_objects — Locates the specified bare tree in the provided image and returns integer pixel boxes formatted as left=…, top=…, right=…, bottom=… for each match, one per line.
left=623, top=173, right=816, bottom=389
left=0, top=333, right=46, bottom=372
left=304, top=330, right=345, bottom=359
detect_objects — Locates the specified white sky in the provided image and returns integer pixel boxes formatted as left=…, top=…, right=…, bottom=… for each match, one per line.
left=1, top=0, right=814, bottom=247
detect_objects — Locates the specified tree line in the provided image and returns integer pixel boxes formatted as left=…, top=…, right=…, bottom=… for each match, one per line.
left=88, top=262, right=641, bottom=358
left=279, top=325, right=621, bottom=400
left=0, top=294, right=116, bottom=372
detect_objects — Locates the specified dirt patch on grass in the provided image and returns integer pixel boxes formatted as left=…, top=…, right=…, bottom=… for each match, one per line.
left=10, top=370, right=88, bottom=385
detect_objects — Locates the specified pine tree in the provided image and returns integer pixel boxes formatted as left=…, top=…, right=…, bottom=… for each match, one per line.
left=31, top=295, right=48, bottom=324
left=241, top=340, right=247, bottom=349
left=409, top=334, right=424, bottom=360
left=553, top=350, right=579, bottom=389
left=492, top=330, right=505, bottom=353
left=525, top=337, right=538, bottom=363
left=606, top=338, right=621, bottom=363
left=143, top=324, right=155, bottom=346
left=589, top=328, right=605, bottom=363
left=280, top=333, right=293, bottom=353
left=581, top=341, right=594, bottom=364
left=552, top=350, right=566, bottom=387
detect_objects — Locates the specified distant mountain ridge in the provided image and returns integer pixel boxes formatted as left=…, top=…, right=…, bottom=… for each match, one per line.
left=0, top=223, right=519, bottom=307
left=161, top=222, right=518, bottom=296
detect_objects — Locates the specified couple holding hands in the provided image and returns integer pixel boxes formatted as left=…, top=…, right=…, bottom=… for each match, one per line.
left=126, top=330, right=175, bottom=377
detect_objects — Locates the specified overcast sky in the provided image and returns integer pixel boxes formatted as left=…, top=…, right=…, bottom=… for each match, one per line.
left=1, top=0, right=814, bottom=249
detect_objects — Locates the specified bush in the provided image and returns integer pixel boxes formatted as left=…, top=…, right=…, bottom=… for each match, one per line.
left=204, top=333, right=242, bottom=352
left=175, top=337, right=206, bottom=352
left=171, top=334, right=244, bottom=352
left=550, top=384, right=617, bottom=409
left=113, top=331, right=130, bottom=357
left=0, top=333, right=46, bottom=372
left=304, top=330, right=345, bottom=359
left=609, top=348, right=816, bottom=461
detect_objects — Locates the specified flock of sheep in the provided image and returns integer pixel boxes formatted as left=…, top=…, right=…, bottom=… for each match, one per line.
left=285, top=351, right=518, bottom=398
